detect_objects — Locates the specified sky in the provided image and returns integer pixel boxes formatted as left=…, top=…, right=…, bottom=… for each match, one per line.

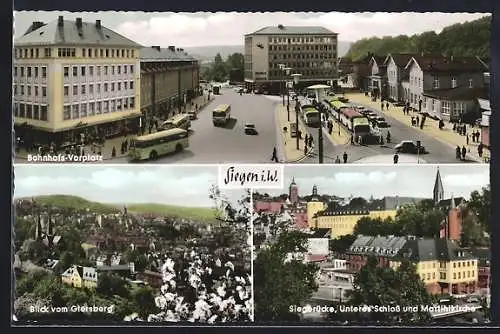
left=14, top=165, right=245, bottom=207
left=13, top=11, right=490, bottom=47
left=264, top=165, right=490, bottom=200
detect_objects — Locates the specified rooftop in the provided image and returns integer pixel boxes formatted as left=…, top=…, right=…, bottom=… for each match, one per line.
left=406, top=55, right=488, bottom=73
left=140, top=45, right=198, bottom=62
left=422, top=87, right=488, bottom=101
left=385, top=53, right=416, bottom=67
left=247, top=25, right=337, bottom=36
left=15, top=16, right=141, bottom=48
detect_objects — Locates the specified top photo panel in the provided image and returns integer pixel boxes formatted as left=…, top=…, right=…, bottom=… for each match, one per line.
left=13, top=12, right=491, bottom=165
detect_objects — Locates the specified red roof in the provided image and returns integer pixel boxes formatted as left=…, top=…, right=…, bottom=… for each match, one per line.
left=254, top=200, right=283, bottom=213
left=294, top=212, right=308, bottom=229
left=341, top=108, right=363, bottom=119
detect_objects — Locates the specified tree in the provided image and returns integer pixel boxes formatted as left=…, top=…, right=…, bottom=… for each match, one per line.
left=132, top=286, right=157, bottom=319
left=467, top=186, right=490, bottom=233
left=329, top=234, right=356, bottom=254
left=460, top=214, right=489, bottom=247
left=254, top=230, right=319, bottom=321
left=354, top=217, right=396, bottom=236
left=97, top=273, right=130, bottom=299
left=349, top=197, right=368, bottom=209
left=395, top=201, right=444, bottom=238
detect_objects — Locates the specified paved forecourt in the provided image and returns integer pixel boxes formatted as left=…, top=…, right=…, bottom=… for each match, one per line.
left=126, top=88, right=280, bottom=164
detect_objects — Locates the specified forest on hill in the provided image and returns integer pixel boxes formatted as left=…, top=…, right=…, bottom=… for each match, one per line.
left=345, top=16, right=491, bottom=61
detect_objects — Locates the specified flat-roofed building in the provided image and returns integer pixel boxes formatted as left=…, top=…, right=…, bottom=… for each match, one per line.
left=13, top=16, right=142, bottom=147
left=244, top=25, right=338, bottom=93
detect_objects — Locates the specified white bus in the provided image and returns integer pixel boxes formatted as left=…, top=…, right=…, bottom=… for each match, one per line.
left=212, top=104, right=231, bottom=126
left=160, top=113, right=191, bottom=131
left=128, top=128, right=189, bottom=161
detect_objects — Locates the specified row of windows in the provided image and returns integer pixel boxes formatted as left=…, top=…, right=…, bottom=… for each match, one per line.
left=269, top=45, right=335, bottom=52
left=268, top=69, right=334, bottom=78
left=63, top=97, right=136, bottom=120
left=13, top=66, right=47, bottom=78
left=269, top=61, right=334, bottom=69
left=63, top=64, right=135, bottom=77
left=272, top=53, right=336, bottom=61
left=13, top=85, right=47, bottom=97
left=13, top=103, right=48, bottom=121
left=268, top=36, right=336, bottom=44
left=63, top=81, right=135, bottom=96
left=14, top=47, right=136, bottom=59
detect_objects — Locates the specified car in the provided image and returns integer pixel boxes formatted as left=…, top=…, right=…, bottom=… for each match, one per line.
left=355, top=105, right=366, bottom=111
left=375, top=121, right=390, bottom=128
left=244, top=123, right=258, bottom=135
left=375, top=116, right=385, bottom=122
left=394, top=140, right=427, bottom=154
left=187, top=111, right=197, bottom=120
left=367, top=112, right=378, bottom=119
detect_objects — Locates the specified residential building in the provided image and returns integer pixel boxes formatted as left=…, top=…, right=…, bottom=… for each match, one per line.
left=346, top=235, right=479, bottom=295
left=13, top=16, right=142, bottom=146
left=61, top=265, right=98, bottom=289
left=477, top=98, right=491, bottom=148
left=244, top=25, right=338, bottom=93
left=139, top=46, right=200, bottom=123
left=368, top=55, right=387, bottom=99
left=350, top=54, right=372, bottom=91
left=307, top=185, right=325, bottom=224
left=382, top=196, right=425, bottom=210
left=384, top=53, right=415, bottom=102
left=404, top=55, right=488, bottom=120
left=468, top=247, right=491, bottom=294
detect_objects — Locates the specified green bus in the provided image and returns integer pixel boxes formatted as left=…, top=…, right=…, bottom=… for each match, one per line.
left=213, top=104, right=231, bottom=126
left=128, top=128, right=189, bottom=161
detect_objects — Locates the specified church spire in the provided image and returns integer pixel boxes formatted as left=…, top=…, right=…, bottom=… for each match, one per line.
left=433, top=167, right=444, bottom=204
left=450, top=193, right=456, bottom=210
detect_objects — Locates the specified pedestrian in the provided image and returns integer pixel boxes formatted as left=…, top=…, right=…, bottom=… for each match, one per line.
left=343, top=151, right=348, bottom=163
left=120, top=142, right=125, bottom=155
left=271, top=147, right=278, bottom=162
left=381, top=102, right=384, bottom=111
left=476, top=130, right=481, bottom=142
left=478, top=143, right=484, bottom=158
left=453, top=123, right=457, bottom=132
left=304, top=144, right=307, bottom=155
left=461, top=145, right=467, bottom=160
left=308, top=136, right=313, bottom=148
left=305, top=134, right=309, bottom=145
left=350, top=135, right=354, bottom=144
left=386, top=131, right=391, bottom=143
left=111, top=146, right=116, bottom=158
left=456, top=146, right=461, bottom=160
left=393, top=153, right=399, bottom=164
left=411, top=117, right=415, bottom=126
left=466, top=135, right=469, bottom=145
left=335, top=156, right=341, bottom=163
left=386, top=101, right=389, bottom=110
left=416, top=116, right=420, bottom=127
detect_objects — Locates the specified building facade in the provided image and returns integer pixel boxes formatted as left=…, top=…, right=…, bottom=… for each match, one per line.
left=368, top=56, right=387, bottom=99
left=13, top=16, right=142, bottom=147
left=244, top=25, right=338, bottom=93
left=139, top=46, right=200, bottom=129
left=384, top=53, right=414, bottom=102
left=404, top=55, right=487, bottom=120
left=346, top=235, right=479, bottom=295
left=61, top=265, right=98, bottom=289
left=478, top=98, right=491, bottom=148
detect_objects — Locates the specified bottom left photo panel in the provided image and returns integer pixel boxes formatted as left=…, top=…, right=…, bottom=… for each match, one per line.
left=12, top=164, right=253, bottom=324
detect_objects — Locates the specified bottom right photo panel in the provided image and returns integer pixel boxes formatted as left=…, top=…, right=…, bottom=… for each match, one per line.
left=252, top=164, right=491, bottom=325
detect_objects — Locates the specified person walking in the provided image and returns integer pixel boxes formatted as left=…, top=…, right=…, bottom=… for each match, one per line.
left=343, top=151, right=348, bottom=163
left=478, top=143, right=484, bottom=158
left=305, top=134, right=309, bottom=145
left=466, top=134, right=469, bottom=146
left=386, top=101, right=389, bottom=110
left=456, top=146, right=461, bottom=160
left=271, top=147, right=278, bottom=162
left=393, top=153, right=399, bottom=164
left=461, top=145, right=467, bottom=161
left=381, top=101, right=384, bottom=111
left=335, top=156, right=341, bottom=164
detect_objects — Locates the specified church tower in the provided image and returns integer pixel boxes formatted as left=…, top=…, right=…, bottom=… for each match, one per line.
left=289, top=177, right=299, bottom=204
left=307, top=184, right=325, bottom=228
left=433, top=167, right=444, bottom=204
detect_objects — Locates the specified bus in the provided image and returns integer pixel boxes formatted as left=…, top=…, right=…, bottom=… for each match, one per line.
left=160, top=114, right=191, bottom=131
left=339, top=108, right=371, bottom=138
left=325, top=98, right=348, bottom=119
left=212, top=85, right=221, bottom=95
left=212, top=104, right=231, bottom=126
left=303, top=106, right=321, bottom=127
left=128, top=128, right=189, bottom=161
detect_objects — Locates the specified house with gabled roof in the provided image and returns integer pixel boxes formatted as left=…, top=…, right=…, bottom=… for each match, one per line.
left=61, top=265, right=98, bottom=289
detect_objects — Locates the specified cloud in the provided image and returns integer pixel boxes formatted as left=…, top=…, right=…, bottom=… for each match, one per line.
left=443, top=170, right=490, bottom=189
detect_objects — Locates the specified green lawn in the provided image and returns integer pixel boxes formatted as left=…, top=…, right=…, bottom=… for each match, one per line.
left=126, top=203, right=217, bottom=223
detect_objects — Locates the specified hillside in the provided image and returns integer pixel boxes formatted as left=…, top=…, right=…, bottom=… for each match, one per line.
left=18, top=195, right=217, bottom=222
left=345, top=16, right=491, bottom=61
left=126, top=203, right=217, bottom=223
left=185, top=41, right=352, bottom=61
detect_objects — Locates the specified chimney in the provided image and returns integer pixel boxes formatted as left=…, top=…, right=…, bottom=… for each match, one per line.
left=168, top=45, right=175, bottom=52
left=76, top=17, right=83, bottom=28
left=95, top=20, right=101, bottom=29
left=57, top=16, right=64, bottom=27
left=152, top=46, right=161, bottom=51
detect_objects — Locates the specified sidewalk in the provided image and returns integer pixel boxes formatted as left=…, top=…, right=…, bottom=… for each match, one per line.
left=325, top=115, right=351, bottom=145
left=275, top=103, right=313, bottom=163
left=344, top=93, right=489, bottom=163
left=16, top=93, right=214, bottom=161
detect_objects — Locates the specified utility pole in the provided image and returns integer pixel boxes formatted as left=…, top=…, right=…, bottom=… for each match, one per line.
left=177, top=68, right=182, bottom=115
left=282, top=71, right=285, bottom=106
left=295, top=99, right=300, bottom=150
left=318, top=106, right=324, bottom=164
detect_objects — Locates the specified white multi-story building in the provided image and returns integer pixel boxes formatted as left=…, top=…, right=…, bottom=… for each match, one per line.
left=244, top=25, right=338, bottom=94
left=13, top=16, right=142, bottom=147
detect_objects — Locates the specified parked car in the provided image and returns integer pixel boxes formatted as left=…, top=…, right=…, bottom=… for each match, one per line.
left=394, top=140, right=427, bottom=154
left=187, top=111, right=197, bottom=120
left=375, top=120, right=390, bottom=128
left=244, top=123, right=258, bottom=135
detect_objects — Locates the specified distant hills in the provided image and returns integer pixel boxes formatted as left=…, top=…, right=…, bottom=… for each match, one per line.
left=18, top=195, right=217, bottom=222
left=184, top=41, right=352, bottom=61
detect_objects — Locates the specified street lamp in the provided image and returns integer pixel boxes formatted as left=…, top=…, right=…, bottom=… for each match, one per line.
left=292, top=73, right=302, bottom=151
left=284, top=67, right=292, bottom=120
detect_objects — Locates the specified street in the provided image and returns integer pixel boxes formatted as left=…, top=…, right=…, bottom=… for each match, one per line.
left=300, top=99, right=472, bottom=164
left=110, top=88, right=279, bottom=164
